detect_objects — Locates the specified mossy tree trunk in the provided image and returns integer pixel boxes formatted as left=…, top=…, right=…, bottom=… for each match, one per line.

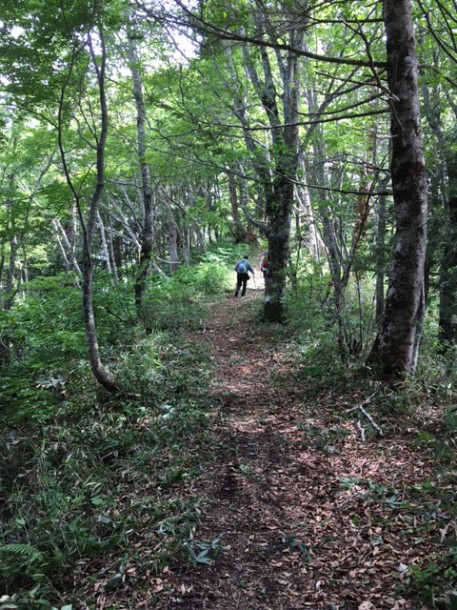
left=369, top=0, right=428, bottom=378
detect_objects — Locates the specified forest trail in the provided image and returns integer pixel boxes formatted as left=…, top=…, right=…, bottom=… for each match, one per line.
left=164, top=287, right=443, bottom=610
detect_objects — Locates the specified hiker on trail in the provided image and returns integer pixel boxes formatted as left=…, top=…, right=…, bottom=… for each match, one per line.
left=234, top=255, right=255, bottom=297
left=260, top=251, right=269, bottom=277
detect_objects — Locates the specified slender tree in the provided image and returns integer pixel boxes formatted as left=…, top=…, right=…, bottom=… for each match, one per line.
left=58, top=27, right=117, bottom=392
left=127, top=28, right=155, bottom=314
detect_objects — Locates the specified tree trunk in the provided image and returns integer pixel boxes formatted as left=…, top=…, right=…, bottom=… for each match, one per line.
left=368, top=0, right=428, bottom=379
left=4, top=180, right=18, bottom=311
left=227, top=170, right=247, bottom=242
left=168, top=220, right=179, bottom=273
left=53, top=221, right=72, bottom=271
left=97, top=210, right=113, bottom=275
left=128, top=34, right=154, bottom=314
left=58, top=30, right=117, bottom=392
left=4, top=235, right=18, bottom=311
left=83, top=31, right=117, bottom=391
left=295, top=156, right=321, bottom=261
left=264, top=169, right=295, bottom=322
left=181, top=224, right=190, bottom=264
left=52, top=217, right=82, bottom=273
left=241, top=18, right=303, bottom=322
left=439, top=156, right=457, bottom=343
left=375, top=177, right=389, bottom=325
left=103, top=213, right=119, bottom=283
left=112, top=233, right=123, bottom=271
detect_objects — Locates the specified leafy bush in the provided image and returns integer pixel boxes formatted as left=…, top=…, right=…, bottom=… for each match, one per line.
left=284, top=277, right=357, bottom=391
left=172, top=261, right=232, bottom=295
left=140, top=257, right=233, bottom=331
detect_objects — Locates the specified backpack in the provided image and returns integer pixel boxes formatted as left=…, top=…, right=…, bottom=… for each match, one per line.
left=236, top=260, right=248, bottom=273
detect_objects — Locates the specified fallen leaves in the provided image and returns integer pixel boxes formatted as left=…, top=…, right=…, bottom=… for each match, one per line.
left=79, top=292, right=450, bottom=610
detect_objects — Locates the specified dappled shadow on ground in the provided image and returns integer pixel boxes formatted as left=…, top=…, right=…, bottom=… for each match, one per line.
left=155, top=291, right=447, bottom=610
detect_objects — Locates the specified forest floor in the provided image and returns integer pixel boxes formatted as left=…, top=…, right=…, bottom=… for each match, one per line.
left=138, top=284, right=452, bottom=610
left=92, top=283, right=454, bottom=610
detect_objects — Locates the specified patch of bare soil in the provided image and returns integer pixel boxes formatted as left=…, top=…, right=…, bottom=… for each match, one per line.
left=153, top=288, right=448, bottom=610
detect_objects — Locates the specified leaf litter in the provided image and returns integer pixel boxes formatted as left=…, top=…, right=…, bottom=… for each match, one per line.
left=91, top=288, right=453, bottom=610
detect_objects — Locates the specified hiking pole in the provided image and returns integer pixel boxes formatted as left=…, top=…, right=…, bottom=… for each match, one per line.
left=253, top=272, right=257, bottom=289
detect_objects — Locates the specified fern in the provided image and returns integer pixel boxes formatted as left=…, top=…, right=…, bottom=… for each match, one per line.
left=0, top=543, right=43, bottom=562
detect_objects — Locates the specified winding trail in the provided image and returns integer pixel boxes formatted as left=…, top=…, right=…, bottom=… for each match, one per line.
left=170, top=288, right=442, bottom=610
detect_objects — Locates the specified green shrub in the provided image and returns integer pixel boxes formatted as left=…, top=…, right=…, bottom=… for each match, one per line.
left=0, top=259, right=216, bottom=606
left=172, top=261, right=232, bottom=295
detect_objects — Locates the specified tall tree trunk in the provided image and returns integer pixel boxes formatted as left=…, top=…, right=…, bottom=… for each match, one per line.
left=112, top=233, right=123, bottom=271
left=106, top=215, right=119, bottom=283
left=0, top=242, right=4, bottom=285
left=52, top=218, right=82, bottom=273
left=295, top=156, right=321, bottom=261
left=181, top=223, right=190, bottom=264
left=375, top=177, right=389, bottom=325
left=240, top=17, right=304, bottom=322
left=128, top=34, right=154, bottom=314
left=4, top=235, right=18, bottom=311
left=53, top=220, right=72, bottom=272
left=4, top=178, right=17, bottom=310
left=97, top=210, right=113, bottom=275
left=439, top=156, right=457, bottom=343
left=168, top=220, right=179, bottom=273
left=264, top=169, right=295, bottom=322
left=420, top=57, right=457, bottom=345
left=369, top=0, right=428, bottom=379
left=58, top=30, right=117, bottom=392
left=227, top=170, right=247, bottom=243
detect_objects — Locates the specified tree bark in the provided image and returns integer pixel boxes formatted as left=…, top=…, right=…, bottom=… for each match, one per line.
left=238, top=13, right=304, bottom=322
left=439, top=155, right=457, bottom=343
left=128, top=34, right=155, bottom=314
left=52, top=217, right=82, bottom=273
left=58, top=31, right=117, bottom=392
left=368, top=0, right=428, bottom=379
left=227, top=170, right=248, bottom=243
left=375, top=177, right=389, bottom=325
left=295, top=156, right=321, bottom=261
left=83, top=31, right=118, bottom=391
left=3, top=177, right=18, bottom=310
left=168, top=220, right=179, bottom=273
left=106, top=215, right=119, bottom=283
left=97, top=210, right=113, bottom=275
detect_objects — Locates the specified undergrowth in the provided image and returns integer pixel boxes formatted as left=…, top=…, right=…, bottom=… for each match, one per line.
left=284, top=269, right=457, bottom=608
left=0, top=247, right=237, bottom=609
left=2, top=243, right=456, bottom=608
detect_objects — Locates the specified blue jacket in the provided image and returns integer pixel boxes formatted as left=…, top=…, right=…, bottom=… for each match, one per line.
left=235, top=259, right=254, bottom=274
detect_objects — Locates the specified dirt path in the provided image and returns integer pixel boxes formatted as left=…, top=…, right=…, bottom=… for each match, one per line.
left=169, top=289, right=443, bottom=610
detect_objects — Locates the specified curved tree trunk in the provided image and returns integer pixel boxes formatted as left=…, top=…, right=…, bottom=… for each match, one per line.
left=82, top=30, right=118, bottom=391
left=58, top=30, right=117, bottom=392
left=368, top=0, right=428, bottom=379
